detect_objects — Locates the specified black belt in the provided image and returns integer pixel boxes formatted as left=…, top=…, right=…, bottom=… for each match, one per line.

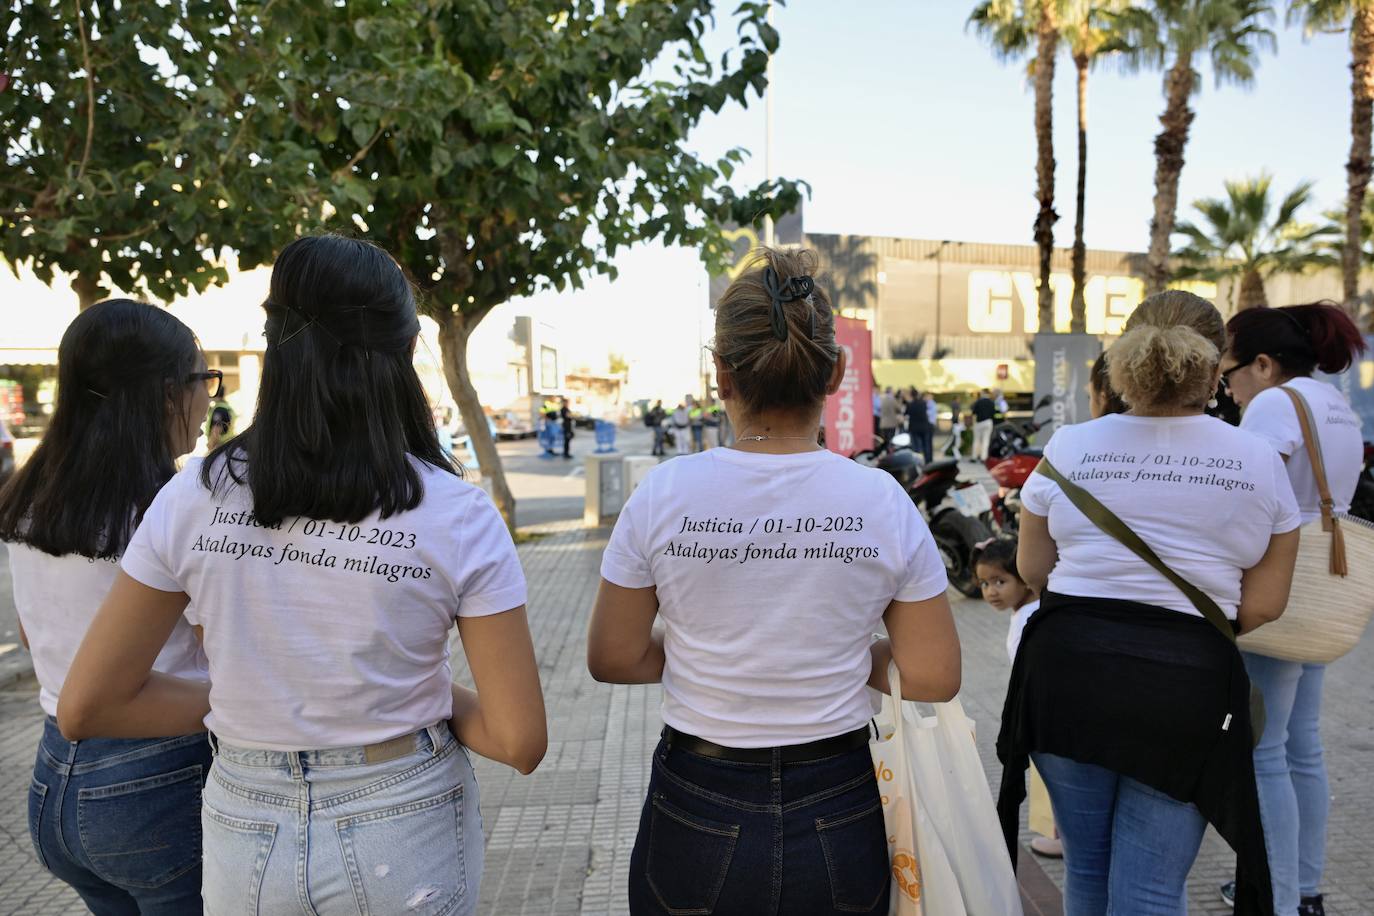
left=663, top=725, right=870, bottom=764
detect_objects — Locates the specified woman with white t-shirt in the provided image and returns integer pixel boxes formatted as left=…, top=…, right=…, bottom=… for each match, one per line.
left=588, top=248, right=961, bottom=916
left=997, top=291, right=1302, bottom=916
left=1216, top=302, right=1367, bottom=916
left=58, top=236, right=547, bottom=915
left=0, top=299, right=214, bottom=913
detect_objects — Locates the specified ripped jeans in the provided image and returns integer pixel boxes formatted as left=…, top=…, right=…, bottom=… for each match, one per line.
left=202, top=724, right=483, bottom=916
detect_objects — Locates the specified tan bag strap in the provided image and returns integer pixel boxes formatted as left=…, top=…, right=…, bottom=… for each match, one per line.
left=1034, top=458, right=1235, bottom=644
left=1279, top=386, right=1348, bottom=576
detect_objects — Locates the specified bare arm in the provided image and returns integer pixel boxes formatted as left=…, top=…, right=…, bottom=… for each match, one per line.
left=1017, top=510, right=1057, bottom=595
left=57, top=572, right=209, bottom=739
left=1237, top=528, right=1300, bottom=635
left=451, top=607, right=547, bottom=775
left=868, top=591, right=961, bottom=702
left=586, top=579, right=665, bottom=684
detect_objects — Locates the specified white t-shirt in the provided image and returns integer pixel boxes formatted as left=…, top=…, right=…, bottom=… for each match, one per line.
left=121, top=457, right=526, bottom=751
left=600, top=447, right=949, bottom=748
left=6, top=543, right=208, bottom=718
left=1240, top=378, right=1363, bottom=525
left=1006, top=598, right=1040, bottom=663
left=1020, top=414, right=1301, bottom=619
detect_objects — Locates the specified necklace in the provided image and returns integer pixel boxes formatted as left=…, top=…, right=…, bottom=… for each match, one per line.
left=735, top=434, right=816, bottom=442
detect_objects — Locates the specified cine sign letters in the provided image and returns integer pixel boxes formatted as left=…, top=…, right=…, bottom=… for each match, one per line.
left=967, top=270, right=1143, bottom=336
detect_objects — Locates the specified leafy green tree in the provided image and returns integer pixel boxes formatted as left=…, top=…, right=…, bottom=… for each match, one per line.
left=4, top=2, right=225, bottom=306
left=1172, top=174, right=1331, bottom=309
left=1289, top=0, right=1374, bottom=312
left=257, top=0, right=801, bottom=524
left=1110, top=0, right=1277, bottom=294
left=970, top=0, right=1061, bottom=333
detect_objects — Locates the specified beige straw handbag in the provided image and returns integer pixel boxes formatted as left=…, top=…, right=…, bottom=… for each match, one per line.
left=1237, top=387, right=1374, bottom=664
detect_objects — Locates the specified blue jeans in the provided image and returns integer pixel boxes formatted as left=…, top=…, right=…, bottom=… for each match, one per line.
left=1243, top=652, right=1329, bottom=912
left=1033, top=752, right=1207, bottom=916
left=28, top=717, right=210, bottom=915
left=202, top=723, right=482, bottom=916
left=628, top=735, right=888, bottom=915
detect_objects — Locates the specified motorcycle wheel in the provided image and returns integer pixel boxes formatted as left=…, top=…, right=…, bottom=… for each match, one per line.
left=931, top=510, right=992, bottom=598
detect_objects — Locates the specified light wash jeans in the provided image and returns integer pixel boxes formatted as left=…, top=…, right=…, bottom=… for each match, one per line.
left=1243, top=652, right=1329, bottom=913
left=202, top=724, right=482, bottom=916
left=1032, top=752, right=1207, bottom=916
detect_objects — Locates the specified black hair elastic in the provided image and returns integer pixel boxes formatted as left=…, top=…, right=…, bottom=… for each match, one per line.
left=1275, top=307, right=1309, bottom=337
left=761, top=267, right=817, bottom=341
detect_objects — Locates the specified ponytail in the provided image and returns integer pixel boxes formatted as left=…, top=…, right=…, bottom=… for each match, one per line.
left=1226, top=302, right=1367, bottom=378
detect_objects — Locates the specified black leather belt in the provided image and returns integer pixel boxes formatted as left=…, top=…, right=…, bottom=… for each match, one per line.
left=663, top=725, right=871, bottom=764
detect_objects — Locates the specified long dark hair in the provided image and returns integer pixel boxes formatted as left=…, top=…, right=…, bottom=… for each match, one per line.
left=1226, top=302, right=1367, bottom=378
left=0, top=299, right=200, bottom=558
left=203, top=235, right=455, bottom=525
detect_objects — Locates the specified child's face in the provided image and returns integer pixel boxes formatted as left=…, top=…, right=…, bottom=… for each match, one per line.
left=975, top=562, right=1032, bottom=612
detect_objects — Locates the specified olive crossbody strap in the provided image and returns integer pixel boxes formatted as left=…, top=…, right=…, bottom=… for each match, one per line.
left=1033, top=458, right=1234, bottom=644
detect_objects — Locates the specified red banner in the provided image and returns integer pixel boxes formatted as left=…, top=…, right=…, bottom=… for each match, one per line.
left=824, top=317, right=873, bottom=455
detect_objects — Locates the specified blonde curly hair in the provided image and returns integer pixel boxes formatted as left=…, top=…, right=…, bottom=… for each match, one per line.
left=1107, top=290, right=1224, bottom=411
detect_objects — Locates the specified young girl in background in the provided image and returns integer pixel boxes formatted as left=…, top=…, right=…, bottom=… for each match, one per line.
left=973, top=538, right=1059, bottom=857
left=973, top=538, right=1039, bottom=662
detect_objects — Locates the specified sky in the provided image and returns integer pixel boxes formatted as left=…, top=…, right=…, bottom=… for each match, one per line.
left=508, top=0, right=1356, bottom=397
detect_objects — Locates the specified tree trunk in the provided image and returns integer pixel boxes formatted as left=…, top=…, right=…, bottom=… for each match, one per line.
left=1345, top=7, right=1374, bottom=314
left=1238, top=269, right=1267, bottom=311
left=436, top=311, right=517, bottom=529
left=1146, top=57, right=1196, bottom=295
left=1033, top=1, right=1059, bottom=333
left=1070, top=52, right=1089, bottom=334
left=72, top=273, right=101, bottom=310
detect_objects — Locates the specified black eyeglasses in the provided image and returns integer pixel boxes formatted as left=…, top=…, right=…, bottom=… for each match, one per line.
left=1219, top=358, right=1255, bottom=394
left=187, top=370, right=224, bottom=399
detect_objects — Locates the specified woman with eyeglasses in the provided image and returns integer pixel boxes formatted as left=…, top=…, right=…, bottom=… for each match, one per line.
left=0, top=299, right=215, bottom=913
left=1216, top=302, right=1366, bottom=916
left=58, top=235, right=547, bottom=914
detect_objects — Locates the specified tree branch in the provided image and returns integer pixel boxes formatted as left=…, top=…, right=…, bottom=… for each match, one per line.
left=75, top=0, right=96, bottom=181
left=333, top=126, right=386, bottom=179
left=96, top=221, right=158, bottom=243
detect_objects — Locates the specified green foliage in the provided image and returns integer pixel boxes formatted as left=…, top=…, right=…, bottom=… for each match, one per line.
left=3, top=1, right=801, bottom=320
left=1172, top=174, right=1334, bottom=282
left=2, top=1, right=245, bottom=301
left=1287, top=0, right=1372, bottom=35
left=1107, top=0, right=1277, bottom=87
left=969, top=0, right=1129, bottom=63
left=244, top=0, right=805, bottom=326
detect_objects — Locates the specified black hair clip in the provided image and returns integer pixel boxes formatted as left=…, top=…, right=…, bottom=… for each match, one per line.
left=762, top=267, right=818, bottom=342
left=275, top=301, right=343, bottom=348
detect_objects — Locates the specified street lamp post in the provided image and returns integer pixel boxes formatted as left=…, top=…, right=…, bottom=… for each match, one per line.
left=763, top=0, right=775, bottom=247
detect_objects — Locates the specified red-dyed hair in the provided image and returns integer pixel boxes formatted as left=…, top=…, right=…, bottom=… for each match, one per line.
left=1226, top=302, right=1367, bottom=377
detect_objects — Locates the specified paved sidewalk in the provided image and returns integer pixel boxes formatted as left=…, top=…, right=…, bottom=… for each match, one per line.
left=1, top=523, right=1371, bottom=913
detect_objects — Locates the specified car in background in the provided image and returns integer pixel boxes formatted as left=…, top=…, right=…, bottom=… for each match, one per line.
left=0, top=417, right=14, bottom=485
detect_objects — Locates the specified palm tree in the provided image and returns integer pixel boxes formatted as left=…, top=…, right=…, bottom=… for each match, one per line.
left=1110, top=1, right=1278, bottom=294
left=970, top=0, right=1061, bottom=333
left=1062, top=1, right=1128, bottom=330
left=1172, top=174, right=1333, bottom=309
left=1289, top=1, right=1374, bottom=314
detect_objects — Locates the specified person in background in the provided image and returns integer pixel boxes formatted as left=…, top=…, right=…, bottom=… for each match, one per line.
left=950, top=408, right=967, bottom=460
left=434, top=406, right=455, bottom=456
left=1089, top=352, right=1127, bottom=418
left=872, top=387, right=882, bottom=442
left=905, top=386, right=934, bottom=463
left=971, top=388, right=997, bottom=461
left=993, top=387, right=1010, bottom=418
left=588, top=247, right=960, bottom=916
left=671, top=401, right=691, bottom=456
left=689, top=397, right=706, bottom=452
left=560, top=396, right=575, bottom=460
left=57, top=236, right=547, bottom=916
left=999, top=290, right=1301, bottom=915
left=924, top=392, right=939, bottom=457
left=0, top=299, right=214, bottom=913
left=1215, top=302, right=1367, bottom=916
left=878, top=386, right=903, bottom=449
left=648, top=400, right=667, bottom=457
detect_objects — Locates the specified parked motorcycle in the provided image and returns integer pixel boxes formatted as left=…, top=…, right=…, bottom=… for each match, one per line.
left=985, top=448, right=1041, bottom=535
left=907, top=457, right=995, bottom=597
